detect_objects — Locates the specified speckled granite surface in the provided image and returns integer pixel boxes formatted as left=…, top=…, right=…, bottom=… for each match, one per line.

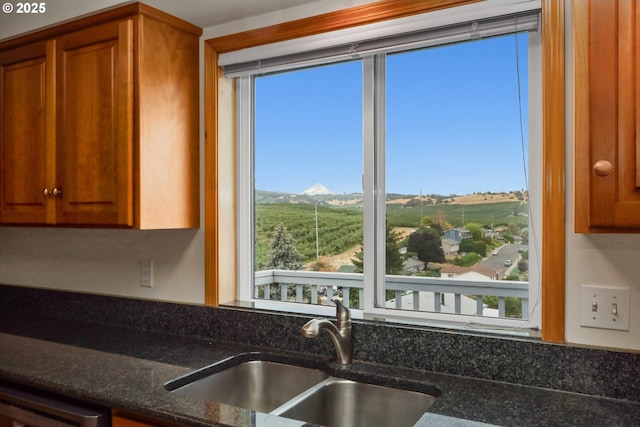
left=1, top=284, right=640, bottom=426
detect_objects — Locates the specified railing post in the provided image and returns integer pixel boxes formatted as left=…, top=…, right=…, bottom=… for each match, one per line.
left=296, top=284, right=304, bottom=303
left=412, top=291, right=420, bottom=311
left=434, top=293, right=441, bottom=312
left=476, top=295, right=484, bottom=316
left=280, top=283, right=288, bottom=302
left=454, top=294, right=461, bottom=314
left=498, top=296, right=506, bottom=317
left=521, top=297, right=529, bottom=320
left=343, top=287, right=350, bottom=308
left=395, top=290, right=403, bottom=309
left=311, top=285, right=318, bottom=304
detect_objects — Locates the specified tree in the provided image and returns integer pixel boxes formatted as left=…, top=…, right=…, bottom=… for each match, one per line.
left=459, top=239, right=487, bottom=257
left=385, top=224, right=404, bottom=274
left=351, top=222, right=403, bottom=274
left=263, top=223, right=305, bottom=302
left=406, top=228, right=445, bottom=264
left=518, top=259, right=529, bottom=273
left=420, top=215, right=443, bottom=236
left=422, top=211, right=452, bottom=233
left=465, top=222, right=484, bottom=241
left=452, top=252, right=481, bottom=267
left=266, top=223, right=304, bottom=270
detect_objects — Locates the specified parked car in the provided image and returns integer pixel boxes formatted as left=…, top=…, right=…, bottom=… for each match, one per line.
left=492, top=250, right=499, bottom=256
left=504, top=259, right=512, bottom=267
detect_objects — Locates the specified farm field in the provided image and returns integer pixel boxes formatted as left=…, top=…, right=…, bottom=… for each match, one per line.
left=255, top=196, right=528, bottom=269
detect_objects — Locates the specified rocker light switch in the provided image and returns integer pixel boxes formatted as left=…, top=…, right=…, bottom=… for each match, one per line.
left=581, top=285, right=629, bottom=331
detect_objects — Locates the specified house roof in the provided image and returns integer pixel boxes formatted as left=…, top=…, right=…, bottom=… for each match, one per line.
left=431, top=263, right=498, bottom=279
left=337, top=265, right=357, bottom=273
left=403, top=257, right=425, bottom=268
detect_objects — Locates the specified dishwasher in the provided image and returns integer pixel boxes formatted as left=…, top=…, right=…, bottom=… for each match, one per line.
left=0, top=382, right=110, bottom=427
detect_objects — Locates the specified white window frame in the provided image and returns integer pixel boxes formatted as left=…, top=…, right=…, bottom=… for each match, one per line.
left=235, top=2, right=542, bottom=331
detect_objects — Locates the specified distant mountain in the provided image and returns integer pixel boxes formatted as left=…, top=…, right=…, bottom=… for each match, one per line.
left=300, top=183, right=334, bottom=196
left=254, top=188, right=527, bottom=208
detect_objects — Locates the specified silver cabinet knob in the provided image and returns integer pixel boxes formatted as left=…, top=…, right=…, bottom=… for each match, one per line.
left=593, top=160, right=613, bottom=177
left=43, top=188, right=63, bottom=197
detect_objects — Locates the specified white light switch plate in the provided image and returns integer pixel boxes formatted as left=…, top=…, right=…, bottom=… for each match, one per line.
left=580, top=285, right=629, bottom=331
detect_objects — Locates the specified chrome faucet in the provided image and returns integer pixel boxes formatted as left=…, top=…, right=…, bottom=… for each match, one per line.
left=301, top=299, right=353, bottom=364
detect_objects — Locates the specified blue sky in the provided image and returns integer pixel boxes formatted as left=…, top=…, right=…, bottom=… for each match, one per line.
left=255, top=33, right=529, bottom=196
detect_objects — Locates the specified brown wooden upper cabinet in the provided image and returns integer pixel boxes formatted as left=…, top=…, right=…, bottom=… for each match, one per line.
left=574, top=0, right=640, bottom=232
left=0, top=3, right=201, bottom=229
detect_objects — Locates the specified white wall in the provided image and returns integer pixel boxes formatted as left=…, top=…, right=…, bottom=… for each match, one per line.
left=1, top=0, right=640, bottom=350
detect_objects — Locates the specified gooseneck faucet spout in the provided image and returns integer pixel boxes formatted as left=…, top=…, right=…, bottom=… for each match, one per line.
left=301, top=299, right=353, bottom=364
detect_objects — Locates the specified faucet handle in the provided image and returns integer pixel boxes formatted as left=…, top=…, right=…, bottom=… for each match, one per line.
left=332, top=298, right=350, bottom=321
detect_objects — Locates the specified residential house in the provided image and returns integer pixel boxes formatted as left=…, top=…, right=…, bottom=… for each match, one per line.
left=435, top=264, right=499, bottom=281
left=402, top=257, right=426, bottom=274
left=443, top=227, right=472, bottom=242
left=441, top=239, right=460, bottom=257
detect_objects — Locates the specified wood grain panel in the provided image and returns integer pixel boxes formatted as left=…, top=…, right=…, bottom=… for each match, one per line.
left=0, top=2, right=201, bottom=51
left=208, top=0, right=479, bottom=53
left=575, top=0, right=640, bottom=232
left=0, top=42, right=53, bottom=223
left=136, top=14, right=200, bottom=229
left=56, top=21, right=133, bottom=225
left=541, top=0, right=565, bottom=343
left=0, top=3, right=200, bottom=229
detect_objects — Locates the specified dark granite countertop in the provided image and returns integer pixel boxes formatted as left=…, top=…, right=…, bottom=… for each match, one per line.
left=1, top=312, right=639, bottom=427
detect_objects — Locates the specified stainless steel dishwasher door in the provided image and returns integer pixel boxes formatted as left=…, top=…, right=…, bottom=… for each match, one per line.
left=0, top=382, right=110, bottom=427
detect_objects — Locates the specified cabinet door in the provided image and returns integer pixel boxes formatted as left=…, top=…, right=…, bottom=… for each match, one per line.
left=56, top=20, right=134, bottom=226
left=112, top=410, right=182, bottom=427
left=0, top=42, right=55, bottom=224
left=574, top=0, right=640, bottom=232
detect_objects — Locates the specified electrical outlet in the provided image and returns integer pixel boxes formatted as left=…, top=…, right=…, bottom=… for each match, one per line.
left=140, top=260, right=153, bottom=288
left=580, top=285, right=629, bottom=331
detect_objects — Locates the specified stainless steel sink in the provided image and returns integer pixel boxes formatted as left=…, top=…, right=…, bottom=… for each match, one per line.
left=275, top=378, right=437, bottom=427
left=167, top=354, right=438, bottom=426
left=167, top=360, right=329, bottom=413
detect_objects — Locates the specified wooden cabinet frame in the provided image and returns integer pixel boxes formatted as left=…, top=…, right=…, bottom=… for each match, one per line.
left=204, top=0, right=567, bottom=342
left=0, top=2, right=201, bottom=229
left=574, top=0, right=640, bottom=232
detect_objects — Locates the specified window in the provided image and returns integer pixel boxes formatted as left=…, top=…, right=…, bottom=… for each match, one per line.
left=230, top=2, right=542, bottom=331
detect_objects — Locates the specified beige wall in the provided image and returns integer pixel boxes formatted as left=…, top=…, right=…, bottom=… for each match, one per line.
left=1, top=1, right=640, bottom=350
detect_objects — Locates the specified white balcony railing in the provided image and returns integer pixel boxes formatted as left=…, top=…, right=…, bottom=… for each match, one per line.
left=254, top=269, right=529, bottom=319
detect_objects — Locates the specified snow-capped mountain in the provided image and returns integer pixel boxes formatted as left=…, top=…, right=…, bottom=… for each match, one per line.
left=300, top=183, right=334, bottom=196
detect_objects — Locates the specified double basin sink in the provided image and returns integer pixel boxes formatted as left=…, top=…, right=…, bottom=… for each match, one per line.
left=165, top=352, right=439, bottom=427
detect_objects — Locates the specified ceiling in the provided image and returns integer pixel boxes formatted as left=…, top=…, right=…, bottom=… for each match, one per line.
left=139, top=0, right=326, bottom=28
left=0, top=0, right=367, bottom=43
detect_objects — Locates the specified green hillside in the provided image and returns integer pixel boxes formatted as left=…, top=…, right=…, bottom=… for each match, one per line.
left=386, top=201, right=528, bottom=228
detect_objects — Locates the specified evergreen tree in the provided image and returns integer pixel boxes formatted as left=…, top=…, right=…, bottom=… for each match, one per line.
left=266, top=223, right=304, bottom=270
left=351, top=222, right=403, bottom=274
left=385, top=224, right=404, bottom=274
